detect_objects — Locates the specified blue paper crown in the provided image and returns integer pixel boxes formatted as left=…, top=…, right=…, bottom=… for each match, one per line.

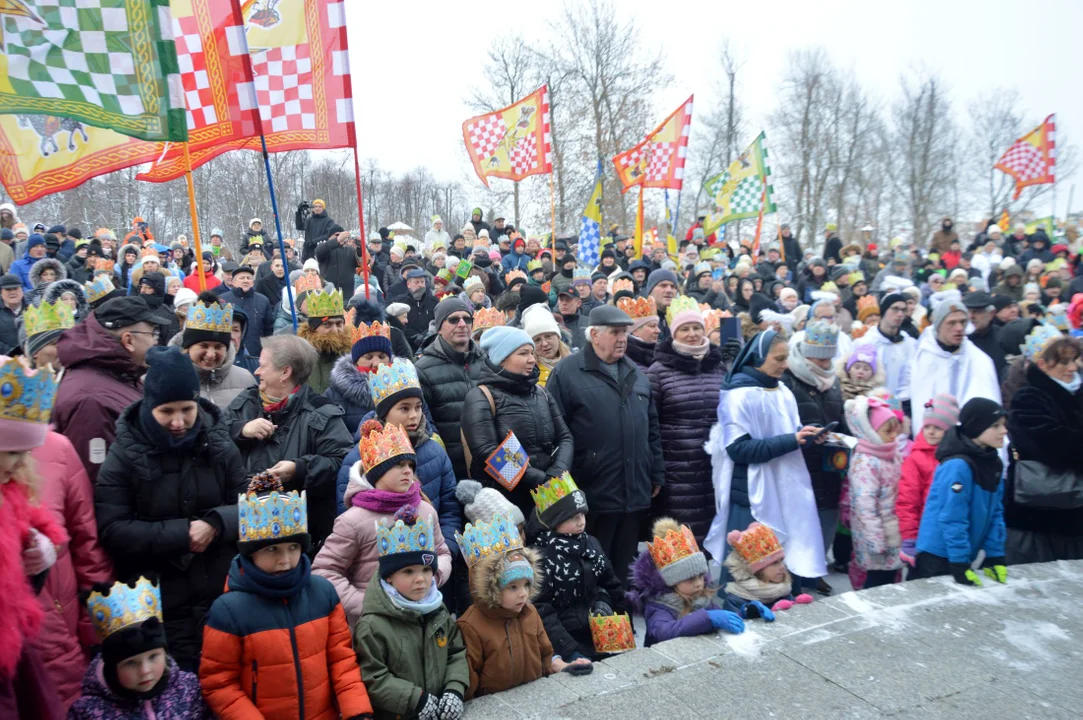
left=0, top=357, right=58, bottom=426
left=572, top=267, right=592, bottom=282
left=803, top=319, right=840, bottom=346
left=376, top=513, right=434, bottom=557
left=455, top=513, right=524, bottom=567
left=185, top=301, right=233, bottom=334
left=84, top=275, right=116, bottom=303
left=86, top=577, right=163, bottom=641
left=369, top=358, right=420, bottom=406
left=694, top=261, right=712, bottom=276
left=238, top=490, right=308, bottom=544
left=1021, top=323, right=1062, bottom=360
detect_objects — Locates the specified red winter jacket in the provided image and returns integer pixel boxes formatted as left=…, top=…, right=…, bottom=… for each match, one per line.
left=29, top=432, right=113, bottom=710
left=897, top=432, right=941, bottom=541
left=183, top=268, right=222, bottom=293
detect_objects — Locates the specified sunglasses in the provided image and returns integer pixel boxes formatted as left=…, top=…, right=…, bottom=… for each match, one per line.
left=446, top=314, right=472, bottom=325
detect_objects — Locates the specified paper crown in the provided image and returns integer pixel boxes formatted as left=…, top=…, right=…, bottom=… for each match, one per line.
left=376, top=511, right=434, bottom=558
left=24, top=299, right=75, bottom=337
left=616, top=295, right=656, bottom=320
left=693, top=261, right=712, bottom=276
left=238, top=486, right=308, bottom=545
left=647, top=522, right=701, bottom=572
left=306, top=289, right=344, bottom=318
left=368, top=358, right=420, bottom=407
left=572, top=267, right=592, bottom=282
left=359, top=420, right=414, bottom=473
left=473, top=307, right=505, bottom=332
left=505, top=269, right=527, bottom=285
left=611, top=278, right=634, bottom=295
left=185, top=301, right=233, bottom=334
left=590, top=613, right=636, bottom=654
left=435, top=268, right=452, bottom=283
left=0, top=357, right=58, bottom=426
left=462, top=275, right=483, bottom=293
left=703, top=309, right=732, bottom=333
left=95, top=259, right=116, bottom=275
left=351, top=320, right=391, bottom=347
left=140, top=247, right=159, bottom=259
left=86, top=577, right=163, bottom=641
left=294, top=273, right=323, bottom=294
left=455, top=513, right=525, bottom=567
left=1021, top=323, right=1063, bottom=360
left=665, top=295, right=700, bottom=326
left=84, top=275, right=116, bottom=303
left=530, top=472, right=580, bottom=515
left=803, top=319, right=840, bottom=347
left=726, top=522, right=784, bottom=573
left=527, top=259, right=543, bottom=272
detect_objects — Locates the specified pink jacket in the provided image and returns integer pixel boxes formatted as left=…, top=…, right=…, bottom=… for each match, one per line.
left=311, top=461, right=452, bottom=628
left=29, top=432, right=114, bottom=710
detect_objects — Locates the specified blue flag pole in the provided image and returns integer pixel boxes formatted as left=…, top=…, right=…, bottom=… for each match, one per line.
left=260, top=134, right=298, bottom=332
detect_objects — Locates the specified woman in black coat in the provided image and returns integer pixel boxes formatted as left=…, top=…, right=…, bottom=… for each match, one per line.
left=646, top=306, right=726, bottom=546
left=461, top=326, right=574, bottom=518
left=1005, top=331, right=1083, bottom=563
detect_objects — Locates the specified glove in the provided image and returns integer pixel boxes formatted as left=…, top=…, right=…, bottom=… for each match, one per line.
left=416, top=693, right=440, bottom=720
left=899, top=539, right=917, bottom=567
left=706, top=609, right=744, bottom=634
left=742, top=600, right=775, bottom=622
left=950, top=563, right=982, bottom=586
left=590, top=601, right=613, bottom=617
left=22, top=528, right=57, bottom=576
left=982, top=556, right=1007, bottom=584
left=794, top=593, right=814, bottom=605
left=771, top=599, right=795, bottom=612
left=436, top=691, right=463, bottom=720
left=721, top=338, right=743, bottom=364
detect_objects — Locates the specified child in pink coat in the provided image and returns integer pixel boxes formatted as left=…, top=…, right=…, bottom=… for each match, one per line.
left=897, top=394, right=959, bottom=567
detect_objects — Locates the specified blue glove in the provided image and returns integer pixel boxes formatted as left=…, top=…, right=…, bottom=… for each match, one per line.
left=742, top=600, right=776, bottom=622
left=706, top=609, right=745, bottom=634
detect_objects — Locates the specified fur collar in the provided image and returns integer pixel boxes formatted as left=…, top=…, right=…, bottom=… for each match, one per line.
left=329, top=355, right=372, bottom=405
left=470, top=546, right=542, bottom=612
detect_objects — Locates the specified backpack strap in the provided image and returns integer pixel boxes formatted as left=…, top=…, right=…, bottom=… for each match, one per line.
left=461, top=384, right=497, bottom=469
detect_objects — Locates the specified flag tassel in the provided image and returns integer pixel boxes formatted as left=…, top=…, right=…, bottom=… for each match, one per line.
left=182, top=142, right=206, bottom=292
left=260, top=134, right=298, bottom=332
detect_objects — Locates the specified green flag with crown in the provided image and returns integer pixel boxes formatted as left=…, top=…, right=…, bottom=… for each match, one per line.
left=703, top=132, right=776, bottom=237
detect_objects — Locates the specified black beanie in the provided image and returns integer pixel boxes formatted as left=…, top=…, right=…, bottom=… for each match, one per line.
left=377, top=505, right=439, bottom=580
left=102, top=616, right=168, bottom=667
left=143, top=346, right=200, bottom=408
left=517, top=285, right=548, bottom=317
left=879, top=292, right=908, bottom=315
left=139, top=270, right=166, bottom=297
left=538, top=486, right=590, bottom=530
left=957, top=398, right=1006, bottom=439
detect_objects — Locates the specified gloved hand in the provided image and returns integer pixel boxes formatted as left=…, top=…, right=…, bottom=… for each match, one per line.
left=436, top=691, right=463, bottom=720
left=950, top=563, right=982, bottom=586
left=706, top=609, right=744, bottom=634
left=899, top=539, right=917, bottom=567
left=22, top=528, right=57, bottom=576
left=794, top=593, right=814, bottom=604
left=416, top=693, right=440, bottom=720
left=771, top=599, right=795, bottom=612
left=590, top=601, right=613, bottom=617
left=982, top=556, right=1008, bottom=584
left=742, top=600, right=775, bottom=622
left=721, top=338, right=743, bottom=365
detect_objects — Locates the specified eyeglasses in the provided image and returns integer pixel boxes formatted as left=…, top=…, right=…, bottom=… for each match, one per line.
left=446, top=315, right=472, bottom=325
left=129, top=329, right=161, bottom=340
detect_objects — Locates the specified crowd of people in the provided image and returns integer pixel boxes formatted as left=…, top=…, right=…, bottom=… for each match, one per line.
left=1, top=198, right=1081, bottom=719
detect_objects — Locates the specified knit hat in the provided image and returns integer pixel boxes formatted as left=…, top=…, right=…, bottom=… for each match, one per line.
left=173, top=287, right=199, bottom=312
left=143, top=346, right=200, bottom=408
left=922, top=393, right=959, bottom=431
left=521, top=303, right=560, bottom=340
left=302, top=258, right=319, bottom=272
left=867, top=397, right=898, bottom=431
left=845, top=344, right=877, bottom=373
left=931, top=291, right=966, bottom=332
left=358, top=419, right=416, bottom=486
left=27, top=232, right=45, bottom=249
left=455, top=479, right=526, bottom=527
left=434, top=296, right=473, bottom=331
left=957, top=397, right=1006, bottom=439
left=480, top=325, right=533, bottom=366
left=648, top=518, right=708, bottom=586
left=237, top=473, right=310, bottom=555
left=726, top=522, right=785, bottom=574
left=377, top=504, right=438, bottom=580
left=531, top=473, right=589, bottom=530
left=856, top=296, right=880, bottom=323
left=369, top=358, right=423, bottom=419
left=644, top=268, right=678, bottom=295
left=879, top=292, right=908, bottom=315
left=350, top=318, right=393, bottom=364
left=800, top=320, right=839, bottom=358
left=516, top=284, right=548, bottom=316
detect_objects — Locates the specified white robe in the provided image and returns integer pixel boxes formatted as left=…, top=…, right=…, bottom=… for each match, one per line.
left=704, top=384, right=827, bottom=579
left=908, top=327, right=1002, bottom=432
left=853, top=326, right=917, bottom=401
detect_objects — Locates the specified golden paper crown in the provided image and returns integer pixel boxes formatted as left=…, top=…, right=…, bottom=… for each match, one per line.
left=185, top=301, right=233, bottom=334
left=611, top=278, right=635, bottom=296
left=666, top=295, right=701, bottom=326
left=454, top=513, right=524, bottom=567
left=86, top=577, right=163, bottom=641
left=306, top=289, right=344, bottom=318
left=376, top=507, right=434, bottom=558
left=647, top=523, right=701, bottom=571
left=84, top=275, right=116, bottom=303
left=294, top=274, right=323, bottom=294
left=95, top=259, right=116, bottom=275
left=616, top=294, right=657, bottom=320
left=140, top=247, right=160, bottom=259
left=505, top=269, right=527, bottom=285
left=527, top=259, right=543, bottom=272
left=368, top=358, right=420, bottom=407
left=726, top=522, right=784, bottom=573
left=351, top=320, right=391, bottom=347
left=0, top=357, right=58, bottom=426
left=703, top=309, right=732, bottom=333
left=24, top=300, right=75, bottom=337
left=358, top=420, right=415, bottom=474
left=473, top=307, right=505, bottom=332
left=530, top=472, right=580, bottom=515
left=590, top=613, right=636, bottom=653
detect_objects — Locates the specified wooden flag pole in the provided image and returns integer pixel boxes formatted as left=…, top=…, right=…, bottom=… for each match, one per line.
left=549, top=172, right=556, bottom=249
left=635, top=185, right=645, bottom=259
left=182, top=142, right=207, bottom=292
left=352, top=146, right=370, bottom=301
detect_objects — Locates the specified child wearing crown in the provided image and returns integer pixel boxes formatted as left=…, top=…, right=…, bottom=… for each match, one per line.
left=355, top=505, right=468, bottom=720
left=324, top=300, right=395, bottom=435
left=455, top=515, right=557, bottom=698
left=528, top=474, right=625, bottom=666
left=626, top=518, right=745, bottom=647
left=199, top=475, right=373, bottom=720
left=69, top=578, right=210, bottom=719
left=314, top=418, right=452, bottom=628
left=722, top=522, right=814, bottom=620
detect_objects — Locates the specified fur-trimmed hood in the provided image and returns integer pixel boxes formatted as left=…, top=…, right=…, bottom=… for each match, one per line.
left=118, top=242, right=141, bottom=265
left=28, top=257, right=66, bottom=286
left=42, top=278, right=88, bottom=320
left=470, top=546, right=542, bottom=610
left=835, top=356, right=886, bottom=387
left=843, top=394, right=880, bottom=442
left=625, top=550, right=670, bottom=613
left=328, top=354, right=371, bottom=405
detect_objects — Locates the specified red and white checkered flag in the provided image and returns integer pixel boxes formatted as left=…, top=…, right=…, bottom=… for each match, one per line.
left=995, top=114, right=1056, bottom=200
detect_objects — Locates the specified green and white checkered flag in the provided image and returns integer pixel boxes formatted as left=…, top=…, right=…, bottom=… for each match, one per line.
left=703, top=132, right=776, bottom=236
left=0, top=0, right=187, bottom=142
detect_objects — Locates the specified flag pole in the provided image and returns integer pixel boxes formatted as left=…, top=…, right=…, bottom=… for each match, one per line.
left=549, top=172, right=556, bottom=249
left=352, top=146, right=370, bottom=301
left=635, top=185, right=645, bottom=259
left=260, top=134, right=298, bottom=332
left=182, top=143, right=207, bottom=292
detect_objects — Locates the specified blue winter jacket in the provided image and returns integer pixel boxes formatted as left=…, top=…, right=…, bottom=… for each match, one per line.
left=501, top=250, right=529, bottom=273
left=8, top=251, right=39, bottom=290
left=916, top=458, right=1006, bottom=564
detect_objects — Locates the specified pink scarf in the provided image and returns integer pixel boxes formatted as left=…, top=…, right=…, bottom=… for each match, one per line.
left=856, top=438, right=897, bottom=460
left=350, top=480, right=421, bottom=513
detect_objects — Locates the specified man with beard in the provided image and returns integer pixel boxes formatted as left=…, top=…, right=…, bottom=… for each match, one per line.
left=401, top=268, right=437, bottom=351
left=297, top=289, right=351, bottom=394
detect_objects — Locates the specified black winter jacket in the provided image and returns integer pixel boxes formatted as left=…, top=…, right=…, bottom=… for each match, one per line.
left=461, top=362, right=574, bottom=518
left=226, top=384, right=352, bottom=549
left=546, top=343, right=665, bottom=514
left=415, top=334, right=485, bottom=479
left=780, top=370, right=847, bottom=511
left=94, top=400, right=247, bottom=667
left=646, top=340, right=726, bottom=544
left=402, top=290, right=438, bottom=352
left=297, top=208, right=337, bottom=262
left=314, top=234, right=362, bottom=295
left=0, top=301, right=25, bottom=355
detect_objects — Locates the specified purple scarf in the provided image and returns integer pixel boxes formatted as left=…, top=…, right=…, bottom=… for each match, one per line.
left=350, top=480, right=421, bottom=513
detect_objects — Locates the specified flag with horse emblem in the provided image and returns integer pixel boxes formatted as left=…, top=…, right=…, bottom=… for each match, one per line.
left=0, top=0, right=187, bottom=142
left=462, top=85, right=552, bottom=187
left=612, top=95, right=693, bottom=193
left=485, top=431, right=529, bottom=492
left=703, top=131, right=776, bottom=237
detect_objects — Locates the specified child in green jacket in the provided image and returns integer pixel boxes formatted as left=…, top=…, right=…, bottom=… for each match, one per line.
left=354, top=505, right=469, bottom=720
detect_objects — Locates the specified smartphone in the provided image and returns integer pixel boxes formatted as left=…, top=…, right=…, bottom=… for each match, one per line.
left=812, top=421, right=839, bottom=441
left=719, top=317, right=741, bottom=343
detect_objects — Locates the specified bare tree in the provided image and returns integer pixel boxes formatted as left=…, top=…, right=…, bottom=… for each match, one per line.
left=689, top=39, right=746, bottom=227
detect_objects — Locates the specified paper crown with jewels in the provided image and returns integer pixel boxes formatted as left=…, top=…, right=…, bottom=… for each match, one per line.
left=726, top=522, right=784, bottom=573
left=95, top=259, right=116, bottom=275
left=1021, top=323, right=1063, bottom=361
left=351, top=320, right=391, bottom=347
left=666, top=295, right=701, bottom=327
left=86, top=577, right=163, bottom=641
left=237, top=473, right=308, bottom=549
left=527, top=259, right=543, bottom=272
left=572, top=267, right=592, bottom=283
left=611, top=278, right=634, bottom=296
left=294, top=273, right=323, bottom=294
left=473, top=307, right=505, bottom=332
left=84, top=275, right=117, bottom=303
left=435, top=268, right=453, bottom=283
left=24, top=299, right=75, bottom=337
left=185, top=301, right=233, bottom=334
left=0, top=357, right=58, bottom=449
left=703, top=308, right=732, bottom=333
left=462, top=275, right=483, bottom=293
left=590, top=613, right=636, bottom=654
left=358, top=419, right=415, bottom=474
left=455, top=513, right=525, bottom=567
left=616, top=294, right=657, bottom=320
left=505, top=269, right=527, bottom=285
left=693, top=261, right=712, bottom=277
left=368, top=358, right=420, bottom=408
left=306, top=289, right=345, bottom=318
left=530, top=472, right=580, bottom=515
left=376, top=509, right=434, bottom=558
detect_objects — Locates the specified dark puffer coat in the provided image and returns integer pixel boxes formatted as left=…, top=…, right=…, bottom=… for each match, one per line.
left=780, top=369, right=848, bottom=511
left=461, top=361, right=574, bottom=518
left=645, top=339, right=726, bottom=544
left=415, top=334, right=485, bottom=479
left=94, top=399, right=248, bottom=668
left=323, top=354, right=376, bottom=435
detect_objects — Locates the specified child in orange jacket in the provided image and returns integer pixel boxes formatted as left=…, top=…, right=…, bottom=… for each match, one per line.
left=199, top=475, right=372, bottom=720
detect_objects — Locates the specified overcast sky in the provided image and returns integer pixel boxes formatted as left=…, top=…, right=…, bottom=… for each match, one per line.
left=345, top=0, right=1081, bottom=217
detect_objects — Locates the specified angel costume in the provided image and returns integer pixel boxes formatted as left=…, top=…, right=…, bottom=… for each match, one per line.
left=908, top=327, right=1002, bottom=432
left=704, top=330, right=827, bottom=580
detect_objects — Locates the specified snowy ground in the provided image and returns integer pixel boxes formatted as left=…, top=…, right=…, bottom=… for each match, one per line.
left=465, top=560, right=1082, bottom=719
